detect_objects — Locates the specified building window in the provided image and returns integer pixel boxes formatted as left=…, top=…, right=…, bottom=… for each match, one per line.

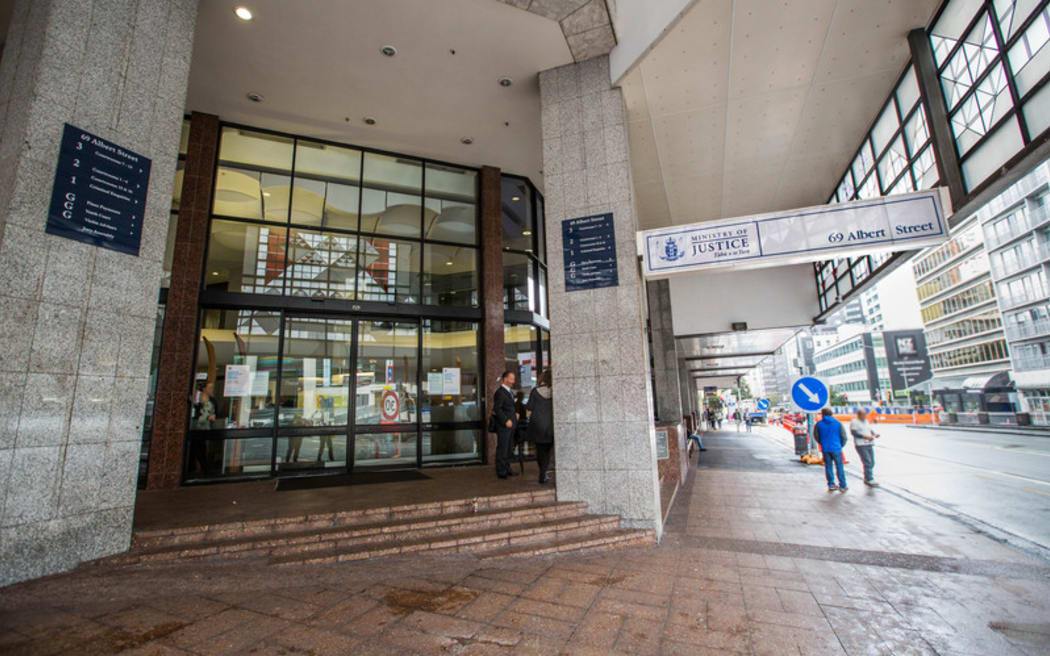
left=207, top=127, right=479, bottom=308
left=501, top=175, right=548, bottom=318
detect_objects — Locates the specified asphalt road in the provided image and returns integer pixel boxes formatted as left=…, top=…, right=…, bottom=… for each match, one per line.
left=757, top=422, right=1050, bottom=554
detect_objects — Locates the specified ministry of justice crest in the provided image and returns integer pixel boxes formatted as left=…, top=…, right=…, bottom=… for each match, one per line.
left=659, top=236, right=685, bottom=262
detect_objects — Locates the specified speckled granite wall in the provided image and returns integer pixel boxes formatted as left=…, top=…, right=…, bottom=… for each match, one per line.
left=648, top=279, right=684, bottom=423
left=539, top=56, right=662, bottom=537
left=0, top=0, right=196, bottom=585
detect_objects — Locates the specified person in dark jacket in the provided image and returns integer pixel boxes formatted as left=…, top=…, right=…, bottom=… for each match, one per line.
left=492, top=370, right=518, bottom=479
left=813, top=407, right=848, bottom=492
left=526, top=370, right=554, bottom=484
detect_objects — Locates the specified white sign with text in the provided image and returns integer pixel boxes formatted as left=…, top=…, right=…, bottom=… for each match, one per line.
left=640, top=189, right=951, bottom=279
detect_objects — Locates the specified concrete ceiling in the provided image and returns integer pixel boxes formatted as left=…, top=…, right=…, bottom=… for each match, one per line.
left=187, top=0, right=574, bottom=183
left=621, top=0, right=942, bottom=230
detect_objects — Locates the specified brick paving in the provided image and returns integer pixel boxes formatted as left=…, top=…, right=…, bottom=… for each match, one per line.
left=3, top=429, right=1050, bottom=654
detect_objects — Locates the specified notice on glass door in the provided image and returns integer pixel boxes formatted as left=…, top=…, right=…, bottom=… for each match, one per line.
left=46, top=123, right=151, bottom=256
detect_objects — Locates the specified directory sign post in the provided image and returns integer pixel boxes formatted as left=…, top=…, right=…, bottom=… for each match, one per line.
left=562, top=213, right=618, bottom=292
left=46, top=123, right=151, bottom=256
left=791, top=376, right=829, bottom=413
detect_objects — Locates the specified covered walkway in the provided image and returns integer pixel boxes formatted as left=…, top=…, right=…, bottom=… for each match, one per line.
left=2, top=430, right=1049, bottom=655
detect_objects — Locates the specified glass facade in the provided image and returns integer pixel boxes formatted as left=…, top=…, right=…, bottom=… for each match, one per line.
left=206, top=127, right=479, bottom=305
left=181, top=124, right=547, bottom=481
left=931, top=0, right=1050, bottom=190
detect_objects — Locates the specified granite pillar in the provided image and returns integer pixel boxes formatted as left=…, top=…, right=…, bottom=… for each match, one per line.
left=147, top=112, right=218, bottom=489
left=480, top=166, right=505, bottom=465
left=0, top=0, right=196, bottom=585
left=647, top=279, right=683, bottom=423
left=540, top=56, right=662, bottom=536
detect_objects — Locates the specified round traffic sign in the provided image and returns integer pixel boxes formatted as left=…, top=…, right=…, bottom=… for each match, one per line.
left=791, top=376, right=829, bottom=413
left=381, top=390, right=399, bottom=422
left=757, top=398, right=770, bottom=411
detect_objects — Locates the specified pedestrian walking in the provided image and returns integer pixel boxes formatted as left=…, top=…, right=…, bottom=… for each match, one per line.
left=850, top=408, right=880, bottom=486
left=734, top=410, right=742, bottom=431
left=491, top=370, right=519, bottom=479
left=526, top=370, right=554, bottom=484
left=813, top=407, right=848, bottom=492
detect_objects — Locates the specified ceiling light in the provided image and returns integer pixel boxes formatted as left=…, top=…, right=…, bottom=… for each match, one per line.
left=380, top=45, right=397, bottom=57
left=445, top=259, right=454, bottom=267
left=234, top=6, right=253, bottom=20
left=246, top=92, right=263, bottom=103
left=522, top=230, right=532, bottom=236
left=460, top=137, right=473, bottom=145
left=211, top=271, right=219, bottom=276
left=498, top=77, right=513, bottom=87
left=363, top=116, right=376, bottom=125
left=511, top=196, right=520, bottom=201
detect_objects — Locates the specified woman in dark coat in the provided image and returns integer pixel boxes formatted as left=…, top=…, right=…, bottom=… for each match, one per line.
left=526, top=370, right=554, bottom=484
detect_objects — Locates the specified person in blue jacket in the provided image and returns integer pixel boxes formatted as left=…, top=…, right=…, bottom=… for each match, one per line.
left=813, top=407, right=848, bottom=492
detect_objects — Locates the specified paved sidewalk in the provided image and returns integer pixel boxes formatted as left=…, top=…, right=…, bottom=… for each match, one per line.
left=3, top=431, right=1050, bottom=655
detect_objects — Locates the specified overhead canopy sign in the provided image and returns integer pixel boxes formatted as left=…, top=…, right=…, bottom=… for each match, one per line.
left=639, top=189, right=950, bottom=279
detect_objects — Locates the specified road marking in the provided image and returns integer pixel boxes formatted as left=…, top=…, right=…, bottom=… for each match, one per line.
left=760, top=426, right=1050, bottom=488
left=994, top=446, right=1050, bottom=457
left=1023, top=486, right=1050, bottom=497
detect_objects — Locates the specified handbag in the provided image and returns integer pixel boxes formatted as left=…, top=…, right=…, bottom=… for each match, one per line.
left=487, top=413, right=499, bottom=433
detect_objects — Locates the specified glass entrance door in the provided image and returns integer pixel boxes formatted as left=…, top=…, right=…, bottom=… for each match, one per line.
left=351, top=319, right=419, bottom=468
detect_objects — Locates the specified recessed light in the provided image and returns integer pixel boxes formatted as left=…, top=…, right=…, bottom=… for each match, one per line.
left=511, top=196, right=520, bottom=201
left=363, top=116, right=377, bottom=125
left=498, top=77, right=513, bottom=87
left=460, top=137, right=473, bottom=145
left=445, top=260, right=454, bottom=267
left=522, top=230, right=532, bottom=236
left=234, top=6, right=253, bottom=20
left=246, top=92, right=263, bottom=102
left=380, top=45, right=397, bottom=57
left=211, top=271, right=219, bottom=276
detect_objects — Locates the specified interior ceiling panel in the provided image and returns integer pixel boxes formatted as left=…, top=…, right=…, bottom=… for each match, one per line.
left=621, top=0, right=942, bottom=230
left=187, top=0, right=573, bottom=184
left=678, top=327, right=801, bottom=367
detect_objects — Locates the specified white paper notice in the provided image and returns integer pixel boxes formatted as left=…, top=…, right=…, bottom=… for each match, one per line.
left=250, top=371, right=270, bottom=397
left=442, top=367, right=461, bottom=395
left=224, top=364, right=251, bottom=396
left=427, top=372, right=443, bottom=394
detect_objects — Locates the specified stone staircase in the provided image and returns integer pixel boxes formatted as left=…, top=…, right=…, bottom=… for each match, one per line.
left=101, top=489, right=653, bottom=568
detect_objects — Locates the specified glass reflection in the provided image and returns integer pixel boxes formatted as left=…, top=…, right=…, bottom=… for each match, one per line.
left=357, top=237, right=420, bottom=302
left=280, top=318, right=352, bottom=427
left=355, top=432, right=416, bottom=466
left=194, top=310, right=281, bottom=430
left=186, top=437, right=274, bottom=478
left=355, top=320, right=418, bottom=425
left=422, top=320, right=480, bottom=423
left=423, top=244, right=477, bottom=306
left=423, top=430, right=481, bottom=463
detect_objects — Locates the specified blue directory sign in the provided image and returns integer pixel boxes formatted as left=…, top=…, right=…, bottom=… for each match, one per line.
left=46, top=123, right=151, bottom=256
left=757, top=398, right=770, bottom=411
left=791, top=376, right=829, bottom=412
left=562, top=213, right=618, bottom=292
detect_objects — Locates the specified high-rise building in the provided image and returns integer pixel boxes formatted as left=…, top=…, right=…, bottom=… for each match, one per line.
left=912, top=215, right=1014, bottom=420
left=977, top=158, right=1050, bottom=424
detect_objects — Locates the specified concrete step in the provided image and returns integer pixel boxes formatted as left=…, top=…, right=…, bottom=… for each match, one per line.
left=269, top=514, right=624, bottom=566
left=132, top=488, right=558, bottom=549
left=478, top=529, right=656, bottom=559
left=111, top=501, right=589, bottom=565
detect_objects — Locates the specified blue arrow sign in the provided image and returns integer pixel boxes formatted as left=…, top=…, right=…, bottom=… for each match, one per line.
left=756, top=398, right=770, bottom=411
left=791, top=376, right=829, bottom=412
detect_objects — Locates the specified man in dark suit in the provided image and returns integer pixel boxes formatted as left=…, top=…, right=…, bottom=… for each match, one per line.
left=493, top=370, right=519, bottom=479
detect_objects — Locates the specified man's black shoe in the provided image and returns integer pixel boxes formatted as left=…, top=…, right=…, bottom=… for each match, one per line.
left=507, top=470, right=519, bottom=476
left=699, top=447, right=707, bottom=451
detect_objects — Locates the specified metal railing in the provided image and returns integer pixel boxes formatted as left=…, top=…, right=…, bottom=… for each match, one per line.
left=985, top=205, right=1050, bottom=249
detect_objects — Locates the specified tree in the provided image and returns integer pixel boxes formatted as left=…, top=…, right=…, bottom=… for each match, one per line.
left=829, top=388, right=849, bottom=407
left=705, top=394, right=723, bottom=411
left=738, top=378, right=752, bottom=401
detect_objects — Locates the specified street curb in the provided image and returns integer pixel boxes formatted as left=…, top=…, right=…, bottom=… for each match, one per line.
left=904, top=424, right=1050, bottom=439
left=753, top=427, right=1050, bottom=566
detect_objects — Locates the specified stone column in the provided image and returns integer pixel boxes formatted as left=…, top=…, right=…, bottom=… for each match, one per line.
left=0, top=0, right=196, bottom=585
left=540, top=56, right=662, bottom=536
left=479, top=166, right=505, bottom=465
left=147, top=112, right=218, bottom=489
left=647, top=279, right=683, bottom=423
